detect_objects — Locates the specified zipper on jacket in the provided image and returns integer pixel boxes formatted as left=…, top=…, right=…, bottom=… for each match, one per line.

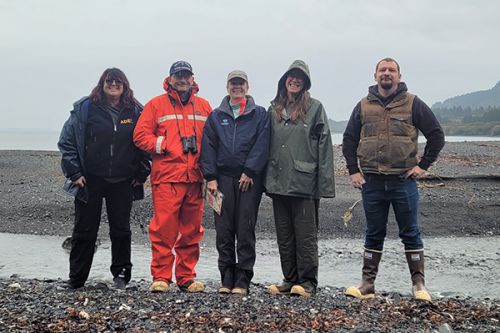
left=232, top=118, right=238, bottom=154
left=109, top=123, right=117, bottom=177
left=175, top=103, right=191, bottom=182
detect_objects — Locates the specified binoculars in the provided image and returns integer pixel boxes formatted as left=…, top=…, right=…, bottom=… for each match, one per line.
left=181, top=136, right=197, bottom=154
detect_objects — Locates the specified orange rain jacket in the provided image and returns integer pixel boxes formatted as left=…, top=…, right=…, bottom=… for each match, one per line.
left=133, top=79, right=212, bottom=184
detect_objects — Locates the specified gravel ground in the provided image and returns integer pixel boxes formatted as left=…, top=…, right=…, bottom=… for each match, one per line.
left=1, top=278, right=498, bottom=333
left=0, top=142, right=499, bottom=332
left=0, top=142, right=498, bottom=240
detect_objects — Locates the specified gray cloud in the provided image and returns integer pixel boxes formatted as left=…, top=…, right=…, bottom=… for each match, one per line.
left=1, top=0, right=499, bottom=130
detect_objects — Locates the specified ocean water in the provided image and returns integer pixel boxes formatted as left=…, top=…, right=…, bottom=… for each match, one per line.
left=0, top=130, right=499, bottom=151
left=0, top=130, right=61, bottom=151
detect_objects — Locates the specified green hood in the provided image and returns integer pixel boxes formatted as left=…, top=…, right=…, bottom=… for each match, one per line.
left=277, top=60, right=312, bottom=92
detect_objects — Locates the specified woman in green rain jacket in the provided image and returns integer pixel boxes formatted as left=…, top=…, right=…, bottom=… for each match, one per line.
left=265, top=60, right=335, bottom=297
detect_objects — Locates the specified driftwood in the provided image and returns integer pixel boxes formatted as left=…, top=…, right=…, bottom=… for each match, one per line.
left=341, top=172, right=499, bottom=225
left=423, top=174, right=500, bottom=181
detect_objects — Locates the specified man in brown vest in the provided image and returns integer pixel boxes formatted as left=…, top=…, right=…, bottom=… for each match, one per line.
left=342, top=58, right=445, bottom=301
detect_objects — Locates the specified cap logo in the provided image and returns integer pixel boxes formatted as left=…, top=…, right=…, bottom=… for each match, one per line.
left=170, top=60, right=193, bottom=75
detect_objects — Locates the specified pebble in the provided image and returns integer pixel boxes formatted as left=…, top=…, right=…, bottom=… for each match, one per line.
left=8, top=282, right=21, bottom=290
left=118, top=304, right=131, bottom=311
left=79, top=310, right=90, bottom=320
left=439, top=323, right=454, bottom=333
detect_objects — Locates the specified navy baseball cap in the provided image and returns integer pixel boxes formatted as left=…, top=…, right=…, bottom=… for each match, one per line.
left=169, top=61, right=193, bottom=76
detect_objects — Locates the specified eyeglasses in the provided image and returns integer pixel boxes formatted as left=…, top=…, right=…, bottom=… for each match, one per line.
left=105, top=79, right=124, bottom=86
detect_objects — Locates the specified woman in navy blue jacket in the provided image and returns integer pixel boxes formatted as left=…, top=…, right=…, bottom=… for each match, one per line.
left=200, top=70, right=270, bottom=295
left=58, top=68, right=150, bottom=289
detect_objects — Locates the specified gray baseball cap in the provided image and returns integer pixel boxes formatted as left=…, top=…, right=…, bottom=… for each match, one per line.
left=227, top=70, right=248, bottom=82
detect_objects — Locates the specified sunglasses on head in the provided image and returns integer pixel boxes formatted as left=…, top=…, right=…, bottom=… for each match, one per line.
left=105, top=79, right=124, bottom=86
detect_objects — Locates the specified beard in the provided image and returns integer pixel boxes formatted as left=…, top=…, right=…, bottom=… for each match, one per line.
left=379, top=78, right=394, bottom=90
left=380, top=82, right=393, bottom=90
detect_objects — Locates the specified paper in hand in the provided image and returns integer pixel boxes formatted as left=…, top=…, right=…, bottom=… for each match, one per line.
left=63, top=178, right=79, bottom=197
left=203, top=183, right=224, bottom=215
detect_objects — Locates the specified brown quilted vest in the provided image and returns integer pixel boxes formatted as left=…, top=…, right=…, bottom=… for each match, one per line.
left=357, top=92, right=418, bottom=174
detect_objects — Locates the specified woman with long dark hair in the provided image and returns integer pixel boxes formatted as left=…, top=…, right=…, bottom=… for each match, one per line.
left=58, top=68, right=150, bottom=289
left=265, top=60, right=335, bottom=297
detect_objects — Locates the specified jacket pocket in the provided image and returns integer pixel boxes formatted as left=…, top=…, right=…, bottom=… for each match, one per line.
left=389, top=114, right=414, bottom=137
left=294, top=160, right=317, bottom=173
left=290, top=160, right=317, bottom=196
left=390, top=136, right=417, bottom=169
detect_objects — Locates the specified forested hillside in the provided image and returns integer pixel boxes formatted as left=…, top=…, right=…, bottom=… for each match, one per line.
left=328, top=81, right=500, bottom=136
left=432, top=81, right=500, bottom=136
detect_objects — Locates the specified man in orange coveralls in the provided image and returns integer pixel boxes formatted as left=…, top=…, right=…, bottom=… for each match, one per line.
left=134, top=61, right=212, bottom=293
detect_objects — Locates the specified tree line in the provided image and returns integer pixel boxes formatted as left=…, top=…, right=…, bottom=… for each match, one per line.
left=432, top=106, right=500, bottom=136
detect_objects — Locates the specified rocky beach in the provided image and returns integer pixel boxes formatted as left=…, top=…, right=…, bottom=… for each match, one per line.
left=0, top=141, right=499, bottom=332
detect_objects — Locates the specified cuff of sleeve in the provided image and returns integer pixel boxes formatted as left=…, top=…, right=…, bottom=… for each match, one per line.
left=155, top=136, right=166, bottom=154
left=70, top=173, right=82, bottom=182
left=205, top=175, right=217, bottom=182
left=347, top=166, right=360, bottom=175
left=243, top=168, right=256, bottom=178
left=418, top=159, right=431, bottom=170
left=134, top=173, right=148, bottom=183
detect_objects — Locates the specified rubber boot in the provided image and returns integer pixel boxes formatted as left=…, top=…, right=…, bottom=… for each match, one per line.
left=405, top=249, right=431, bottom=301
left=345, top=249, right=382, bottom=299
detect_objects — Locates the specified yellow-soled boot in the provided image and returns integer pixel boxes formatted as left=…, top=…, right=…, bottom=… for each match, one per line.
left=231, top=287, right=248, bottom=295
left=405, top=249, right=432, bottom=301
left=267, top=281, right=294, bottom=295
left=150, top=280, right=169, bottom=293
left=218, top=286, right=232, bottom=294
left=179, top=280, right=205, bottom=293
left=345, top=249, right=382, bottom=300
left=290, top=285, right=313, bottom=298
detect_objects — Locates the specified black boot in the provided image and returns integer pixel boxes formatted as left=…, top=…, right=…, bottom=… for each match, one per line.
left=113, top=268, right=127, bottom=290
left=345, top=249, right=382, bottom=299
left=405, top=249, right=431, bottom=301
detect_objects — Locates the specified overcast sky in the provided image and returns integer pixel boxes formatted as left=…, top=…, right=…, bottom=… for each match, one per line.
left=1, top=0, right=499, bottom=131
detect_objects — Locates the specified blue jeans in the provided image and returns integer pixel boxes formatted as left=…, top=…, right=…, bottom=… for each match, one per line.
left=361, top=173, right=423, bottom=251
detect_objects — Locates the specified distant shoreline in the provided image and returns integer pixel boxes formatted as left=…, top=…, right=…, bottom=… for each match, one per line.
left=1, top=130, right=499, bottom=152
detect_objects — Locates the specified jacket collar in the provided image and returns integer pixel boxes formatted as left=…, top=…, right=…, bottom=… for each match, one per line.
left=218, top=95, right=256, bottom=117
left=367, top=82, right=408, bottom=105
left=163, top=77, right=199, bottom=105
